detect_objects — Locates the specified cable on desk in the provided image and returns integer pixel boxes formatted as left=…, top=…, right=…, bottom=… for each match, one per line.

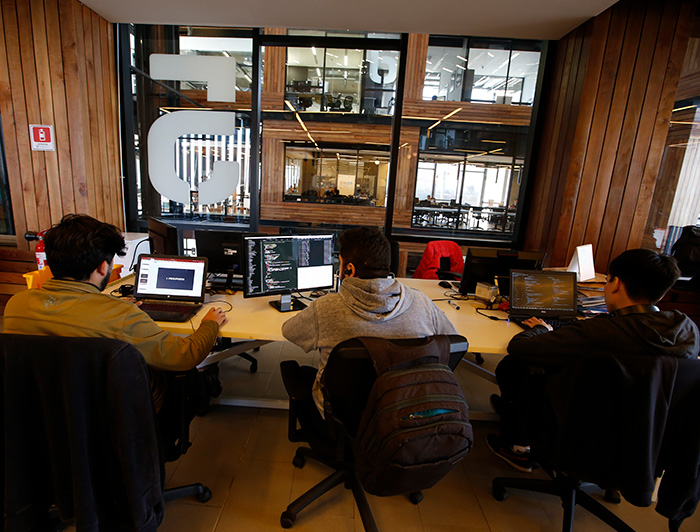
left=475, top=307, right=509, bottom=321
left=205, top=298, right=234, bottom=313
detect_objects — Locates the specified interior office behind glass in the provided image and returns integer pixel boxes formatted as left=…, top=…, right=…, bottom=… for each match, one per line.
left=423, top=36, right=542, bottom=105
left=285, top=46, right=399, bottom=115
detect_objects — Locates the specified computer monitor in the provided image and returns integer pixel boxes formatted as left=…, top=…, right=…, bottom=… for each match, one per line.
left=459, top=248, right=545, bottom=296
left=147, top=217, right=180, bottom=255
left=242, top=233, right=336, bottom=312
left=194, top=229, right=258, bottom=289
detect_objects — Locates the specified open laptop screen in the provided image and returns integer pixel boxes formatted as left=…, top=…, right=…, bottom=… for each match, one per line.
left=134, top=255, right=207, bottom=302
left=509, top=270, right=578, bottom=319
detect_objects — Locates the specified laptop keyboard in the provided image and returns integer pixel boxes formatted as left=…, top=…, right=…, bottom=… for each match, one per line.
left=139, top=302, right=200, bottom=322
left=510, top=316, right=576, bottom=330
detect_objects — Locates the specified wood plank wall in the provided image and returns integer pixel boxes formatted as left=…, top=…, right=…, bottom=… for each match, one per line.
left=524, top=0, right=696, bottom=273
left=0, top=0, right=123, bottom=251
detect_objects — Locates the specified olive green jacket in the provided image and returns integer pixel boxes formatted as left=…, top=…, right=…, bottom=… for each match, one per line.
left=3, top=278, right=219, bottom=372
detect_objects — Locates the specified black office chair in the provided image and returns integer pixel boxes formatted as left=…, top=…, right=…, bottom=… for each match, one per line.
left=491, top=353, right=700, bottom=532
left=279, top=334, right=469, bottom=531
left=0, top=334, right=211, bottom=531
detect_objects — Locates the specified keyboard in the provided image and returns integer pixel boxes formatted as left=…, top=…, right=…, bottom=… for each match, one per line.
left=138, top=302, right=201, bottom=322
left=510, top=316, right=577, bottom=330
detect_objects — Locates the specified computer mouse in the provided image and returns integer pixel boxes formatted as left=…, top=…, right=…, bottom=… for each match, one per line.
left=438, top=281, right=452, bottom=289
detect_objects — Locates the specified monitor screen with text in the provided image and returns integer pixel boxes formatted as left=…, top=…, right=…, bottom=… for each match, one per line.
left=243, top=234, right=335, bottom=298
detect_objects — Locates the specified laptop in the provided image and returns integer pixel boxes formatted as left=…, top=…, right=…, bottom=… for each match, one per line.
left=509, top=270, right=580, bottom=328
left=134, top=255, right=208, bottom=322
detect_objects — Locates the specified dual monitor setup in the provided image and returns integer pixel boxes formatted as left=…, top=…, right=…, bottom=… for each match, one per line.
left=146, top=218, right=336, bottom=313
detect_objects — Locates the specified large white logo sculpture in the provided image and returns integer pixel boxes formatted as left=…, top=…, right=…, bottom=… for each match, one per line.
left=147, top=54, right=240, bottom=205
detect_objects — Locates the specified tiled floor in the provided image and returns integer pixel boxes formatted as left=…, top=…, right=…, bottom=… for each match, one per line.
left=153, top=342, right=700, bottom=532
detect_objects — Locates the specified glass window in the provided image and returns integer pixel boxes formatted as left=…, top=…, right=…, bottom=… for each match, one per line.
left=126, top=25, right=255, bottom=224
left=424, top=37, right=541, bottom=105
left=149, top=113, right=252, bottom=220
left=179, top=35, right=254, bottom=91
left=286, top=47, right=397, bottom=115
left=412, top=125, right=526, bottom=236
left=283, top=144, right=390, bottom=206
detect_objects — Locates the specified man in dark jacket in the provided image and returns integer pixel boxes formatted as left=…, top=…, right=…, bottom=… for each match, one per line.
left=488, top=249, right=699, bottom=472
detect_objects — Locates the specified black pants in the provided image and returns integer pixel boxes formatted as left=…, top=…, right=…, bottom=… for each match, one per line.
left=495, top=355, right=556, bottom=448
left=155, top=369, right=210, bottom=462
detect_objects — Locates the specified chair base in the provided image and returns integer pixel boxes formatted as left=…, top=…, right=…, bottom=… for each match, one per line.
left=281, top=446, right=424, bottom=532
left=164, top=483, right=212, bottom=504
left=492, top=476, right=635, bottom=532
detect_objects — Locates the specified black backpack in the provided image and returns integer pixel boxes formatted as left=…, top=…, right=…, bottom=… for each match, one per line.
left=350, top=336, right=473, bottom=496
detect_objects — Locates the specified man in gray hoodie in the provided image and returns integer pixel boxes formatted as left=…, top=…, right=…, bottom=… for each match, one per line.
left=282, top=226, right=457, bottom=416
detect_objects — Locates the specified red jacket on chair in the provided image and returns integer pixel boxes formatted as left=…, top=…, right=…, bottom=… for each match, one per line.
left=412, top=241, right=464, bottom=280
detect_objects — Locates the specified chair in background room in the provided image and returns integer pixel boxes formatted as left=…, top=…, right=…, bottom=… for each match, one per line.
left=279, top=335, right=470, bottom=531
left=1, top=335, right=211, bottom=532
left=412, top=240, right=464, bottom=280
left=491, top=352, right=700, bottom=532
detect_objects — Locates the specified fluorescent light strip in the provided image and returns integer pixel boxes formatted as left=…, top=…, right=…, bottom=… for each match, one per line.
left=672, top=104, right=698, bottom=112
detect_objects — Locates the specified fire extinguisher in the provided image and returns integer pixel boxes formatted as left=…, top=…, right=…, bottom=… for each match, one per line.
left=24, top=230, right=47, bottom=269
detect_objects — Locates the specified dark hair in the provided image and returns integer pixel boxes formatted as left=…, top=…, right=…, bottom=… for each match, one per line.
left=44, top=214, right=126, bottom=280
left=338, top=226, right=390, bottom=279
left=608, top=248, right=680, bottom=303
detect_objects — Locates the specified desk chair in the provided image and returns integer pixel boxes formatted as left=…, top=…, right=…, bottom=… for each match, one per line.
left=412, top=240, right=464, bottom=280
left=491, top=353, right=700, bottom=532
left=1, top=334, right=211, bottom=531
left=280, top=335, right=469, bottom=531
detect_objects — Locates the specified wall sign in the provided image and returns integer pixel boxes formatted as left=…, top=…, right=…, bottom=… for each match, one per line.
left=29, top=125, right=55, bottom=151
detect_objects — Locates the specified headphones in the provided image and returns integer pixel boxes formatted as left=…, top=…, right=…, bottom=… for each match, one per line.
left=343, top=268, right=353, bottom=276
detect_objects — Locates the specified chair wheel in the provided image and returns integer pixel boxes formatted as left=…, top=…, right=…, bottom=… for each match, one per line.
left=475, top=353, right=484, bottom=365
left=196, top=487, right=212, bottom=503
left=292, top=455, right=306, bottom=468
left=253, top=347, right=260, bottom=352
left=409, top=491, right=423, bottom=505
left=280, top=510, right=296, bottom=528
left=492, top=484, right=508, bottom=501
left=250, top=361, right=258, bottom=373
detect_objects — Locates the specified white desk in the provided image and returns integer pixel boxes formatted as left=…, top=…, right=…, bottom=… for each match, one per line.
left=159, top=278, right=519, bottom=352
left=145, top=278, right=522, bottom=415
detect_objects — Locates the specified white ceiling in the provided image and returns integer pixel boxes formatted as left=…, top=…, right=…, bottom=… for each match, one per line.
left=80, top=0, right=618, bottom=40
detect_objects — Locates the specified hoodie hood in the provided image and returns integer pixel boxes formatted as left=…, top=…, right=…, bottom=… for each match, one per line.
left=337, top=277, right=413, bottom=322
left=621, top=310, right=700, bottom=359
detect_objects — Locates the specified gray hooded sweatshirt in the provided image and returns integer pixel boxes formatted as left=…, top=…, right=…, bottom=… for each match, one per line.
left=282, top=276, right=457, bottom=414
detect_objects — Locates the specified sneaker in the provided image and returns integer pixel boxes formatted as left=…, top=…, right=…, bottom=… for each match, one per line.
left=486, top=433, right=534, bottom=473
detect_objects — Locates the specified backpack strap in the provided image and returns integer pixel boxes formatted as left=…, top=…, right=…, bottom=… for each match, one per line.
left=356, top=336, right=451, bottom=375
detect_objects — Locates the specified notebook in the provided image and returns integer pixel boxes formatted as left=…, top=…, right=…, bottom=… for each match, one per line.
left=134, top=255, right=208, bottom=322
left=509, top=270, right=579, bottom=325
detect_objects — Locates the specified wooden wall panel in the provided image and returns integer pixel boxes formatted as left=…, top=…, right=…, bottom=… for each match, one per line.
left=264, top=27, right=285, bottom=96
left=402, top=99, right=532, bottom=126
left=0, top=0, right=123, bottom=253
left=525, top=0, right=696, bottom=273
left=404, top=34, right=428, bottom=100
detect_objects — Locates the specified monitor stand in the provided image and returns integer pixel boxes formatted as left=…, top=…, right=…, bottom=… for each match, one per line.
left=269, top=293, right=307, bottom=312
